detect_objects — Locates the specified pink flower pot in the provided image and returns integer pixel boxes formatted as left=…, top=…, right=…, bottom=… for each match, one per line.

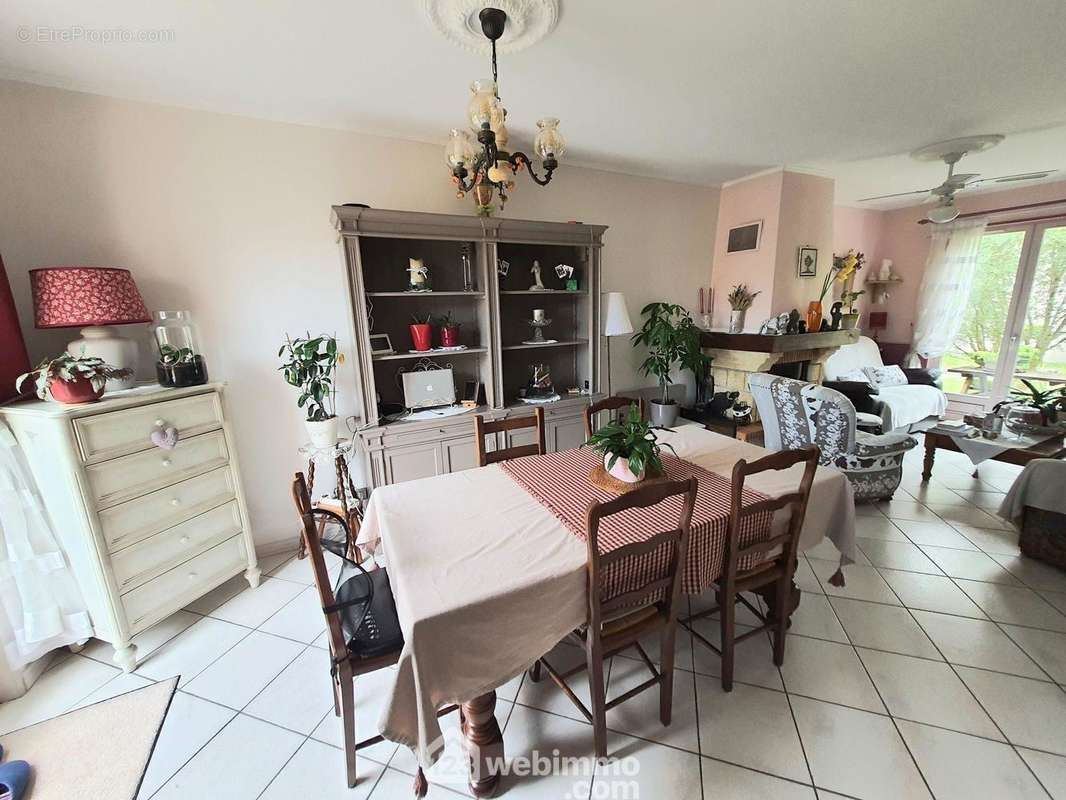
left=604, top=452, right=645, bottom=483
left=409, top=324, right=432, bottom=352
left=49, top=376, right=104, bottom=404
left=440, top=325, right=461, bottom=348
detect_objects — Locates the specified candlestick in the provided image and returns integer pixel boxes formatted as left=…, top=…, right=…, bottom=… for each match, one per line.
left=532, top=308, right=546, bottom=322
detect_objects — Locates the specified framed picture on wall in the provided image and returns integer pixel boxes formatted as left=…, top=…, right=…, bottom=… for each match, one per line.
left=726, top=220, right=762, bottom=253
left=797, top=246, right=818, bottom=277
left=369, top=333, right=394, bottom=355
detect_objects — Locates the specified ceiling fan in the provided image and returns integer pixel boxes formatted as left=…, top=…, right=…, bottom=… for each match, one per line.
left=858, top=134, right=1056, bottom=223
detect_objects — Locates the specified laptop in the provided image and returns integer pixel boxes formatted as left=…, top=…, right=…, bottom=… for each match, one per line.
left=402, top=368, right=456, bottom=410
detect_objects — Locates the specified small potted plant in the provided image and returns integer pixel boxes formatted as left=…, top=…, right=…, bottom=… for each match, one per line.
left=1009, top=379, right=1066, bottom=427
left=156, top=344, right=209, bottom=387
left=17, top=353, right=133, bottom=404
left=586, top=404, right=675, bottom=484
left=632, top=302, right=702, bottom=426
left=409, top=313, right=433, bottom=352
left=726, top=285, right=760, bottom=333
left=839, top=289, right=865, bottom=330
left=437, top=311, right=462, bottom=348
left=279, top=333, right=340, bottom=448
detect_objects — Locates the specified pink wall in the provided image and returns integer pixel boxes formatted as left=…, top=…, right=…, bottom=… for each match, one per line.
left=709, top=171, right=782, bottom=327
left=833, top=205, right=888, bottom=326
left=773, top=171, right=834, bottom=317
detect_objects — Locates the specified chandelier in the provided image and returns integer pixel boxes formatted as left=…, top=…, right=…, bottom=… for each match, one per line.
left=445, top=7, right=565, bottom=214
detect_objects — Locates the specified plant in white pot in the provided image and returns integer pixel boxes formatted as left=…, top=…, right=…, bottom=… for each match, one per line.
left=632, top=302, right=702, bottom=427
left=586, top=404, right=675, bottom=484
left=279, top=333, right=340, bottom=448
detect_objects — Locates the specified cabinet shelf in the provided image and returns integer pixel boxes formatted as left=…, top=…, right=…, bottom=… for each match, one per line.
left=501, top=339, right=588, bottom=352
left=372, top=347, right=488, bottom=362
left=366, top=291, right=485, bottom=298
left=499, top=289, right=587, bottom=296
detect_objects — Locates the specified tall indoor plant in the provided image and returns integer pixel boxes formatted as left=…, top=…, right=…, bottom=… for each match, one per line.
left=632, top=302, right=703, bottom=426
left=279, top=333, right=340, bottom=447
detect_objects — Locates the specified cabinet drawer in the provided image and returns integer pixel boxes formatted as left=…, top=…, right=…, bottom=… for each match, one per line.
left=122, top=534, right=246, bottom=633
left=113, top=501, right=243, bottom=593
left=87, top=430, right=230, bottom=509
left=74, top=392, right=224, bottom=464
left=99, top=466, right=238, bottom=553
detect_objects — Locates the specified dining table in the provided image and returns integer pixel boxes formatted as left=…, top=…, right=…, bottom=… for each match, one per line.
left=357, top=424, right=856, bottom=796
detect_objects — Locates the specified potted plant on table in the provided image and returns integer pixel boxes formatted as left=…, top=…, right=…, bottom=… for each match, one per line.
left=1009, top=379, right=1066, bottom=427
left=839, top=289, right=865, bottom=330
left=156, top=344, right=209, bottom=387
left=16, top=353, right=133, bottom=404
left=632, top=302, right=703, bottom=426
left=587, top=404, right=675, bottom=484
left=437, top=311, right=462, bottom=348
left=279, top=333, right=340, bottom=448
left=726, top=285, right=760, bottom=333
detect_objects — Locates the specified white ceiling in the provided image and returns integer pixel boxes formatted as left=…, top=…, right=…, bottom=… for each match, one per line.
left=3, top=0, right=1066, bottom=206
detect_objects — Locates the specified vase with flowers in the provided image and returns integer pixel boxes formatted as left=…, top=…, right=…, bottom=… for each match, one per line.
left=810, top=250, right=865, bottom=331
left=726, top=284, right=760, bottom=334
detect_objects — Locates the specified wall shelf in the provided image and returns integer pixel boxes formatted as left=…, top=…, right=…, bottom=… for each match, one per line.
left=501, top=339, right=589, bottom=351
left=371, top=347, right=488, bottom=362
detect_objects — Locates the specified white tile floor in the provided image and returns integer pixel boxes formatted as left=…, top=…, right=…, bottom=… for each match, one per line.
left=5, top=439, right=1066, bottom=799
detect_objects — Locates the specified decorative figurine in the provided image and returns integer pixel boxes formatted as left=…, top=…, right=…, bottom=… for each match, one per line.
left=798, top=320, right=807, bottom=334
left=819, top=319, right=831, bottom=332
left=406, top=258, right=431, bottom=292
left=786, top=309, right=800, bottom=335
left=830, top=301, right=843, bottom=331
left=727, top=400, right=753, bottom=424
left=529, top=260, right=549, bottom=291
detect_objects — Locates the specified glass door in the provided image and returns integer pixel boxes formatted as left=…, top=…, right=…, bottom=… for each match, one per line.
left=943, top=220, right=1066, bottom=411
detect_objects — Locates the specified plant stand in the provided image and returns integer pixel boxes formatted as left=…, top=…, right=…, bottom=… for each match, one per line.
left=297, top=438, right=364, bottom=563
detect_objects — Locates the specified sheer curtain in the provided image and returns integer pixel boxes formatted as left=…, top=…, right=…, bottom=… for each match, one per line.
left=0, top=421, right=92, bottom=669
left=910, top=217, right=989, bottom=362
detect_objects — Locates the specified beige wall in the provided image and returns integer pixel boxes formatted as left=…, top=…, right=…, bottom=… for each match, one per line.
left=0, top=79, right=719, bottom=550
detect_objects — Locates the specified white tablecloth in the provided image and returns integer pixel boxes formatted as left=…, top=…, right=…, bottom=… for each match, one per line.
left=358, top=426, right=856, bottom=765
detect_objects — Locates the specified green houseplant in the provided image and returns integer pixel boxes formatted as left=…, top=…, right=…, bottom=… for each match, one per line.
left=587, top=404, right=675, bottom=483
left=278, top=333, right=340, bottom=447
left=436, top=311, right=462, bottom=348
left=17, top=353, right=132, bottom=404
left=631, top=302, right=703, bottom=426
left=1010, top=379, right=1066, bottom=426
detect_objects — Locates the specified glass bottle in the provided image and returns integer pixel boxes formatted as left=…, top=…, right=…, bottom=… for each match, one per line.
left=152, top=310, right=209, bottom=387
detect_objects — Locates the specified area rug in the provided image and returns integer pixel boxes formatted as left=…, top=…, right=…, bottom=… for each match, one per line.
left=1, top=677, right=177, bottom=800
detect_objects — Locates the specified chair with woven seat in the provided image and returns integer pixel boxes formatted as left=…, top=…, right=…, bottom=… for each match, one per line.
left=535, top=477, right=697, bottom=758
left=682, top=447, right=819, bottom=691
left=473, top=406, right=545, bottom=466
left=583, top=395, right=646, bottom=440
left=291, top=473, right=454, bottom=791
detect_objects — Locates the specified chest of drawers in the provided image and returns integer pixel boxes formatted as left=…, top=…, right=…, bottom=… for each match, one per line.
left=0, top=383, right=259, bottom=672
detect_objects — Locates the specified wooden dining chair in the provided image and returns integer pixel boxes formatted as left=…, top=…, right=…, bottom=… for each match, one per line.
left=473, top=407, right=545, bottom=466
left=682, top=446, right=819, bottom=691
left=583, top=395, right=646, bottom=440
left=291, top=473, right=454, bottom=792
left=535, top=477, right=697, bottom=758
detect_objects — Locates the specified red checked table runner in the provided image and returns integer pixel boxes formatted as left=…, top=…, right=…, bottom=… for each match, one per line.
left=501, top=448, right=774, bottom=597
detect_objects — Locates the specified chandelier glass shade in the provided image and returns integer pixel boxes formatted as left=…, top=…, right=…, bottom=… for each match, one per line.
left=445, top=8, right=564, bottom=214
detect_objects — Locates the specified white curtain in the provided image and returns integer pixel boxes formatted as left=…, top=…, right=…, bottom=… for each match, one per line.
left=910, top=217, right=989, bottom=361
left=0, top=421, right=92, bottom=669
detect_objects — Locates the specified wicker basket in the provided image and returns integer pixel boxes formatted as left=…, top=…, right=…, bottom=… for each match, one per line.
left=1019, top=506, right=1066, bottom=571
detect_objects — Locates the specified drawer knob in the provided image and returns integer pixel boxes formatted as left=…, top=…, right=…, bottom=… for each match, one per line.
left=161, top=458, right=172, bottom=467
left=180, top=536, right=190, bottom=544
left=154, top=418, right=166, bottom=427
left=170, top=497, right=181, bottom=506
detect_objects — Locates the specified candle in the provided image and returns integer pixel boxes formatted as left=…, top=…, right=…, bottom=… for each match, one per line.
left=699, top=287, right=704, bottom=315
left=532, top=308, right=546, bottom=322
left=408, top=258, right=426, bottom=285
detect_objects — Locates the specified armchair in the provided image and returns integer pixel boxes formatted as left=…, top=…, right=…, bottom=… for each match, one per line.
left=748, top=373, right=917, bottom=501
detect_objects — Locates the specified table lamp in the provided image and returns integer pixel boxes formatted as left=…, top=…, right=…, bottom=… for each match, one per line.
left=602, top=292, right=634, bottom=395
left=30, top=267, right=151, bottom=390
left=868, top=311, right=888, bottom=341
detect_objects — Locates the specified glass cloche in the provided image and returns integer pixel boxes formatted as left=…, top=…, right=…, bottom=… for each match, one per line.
left=152, top=310, right=208, bottom=387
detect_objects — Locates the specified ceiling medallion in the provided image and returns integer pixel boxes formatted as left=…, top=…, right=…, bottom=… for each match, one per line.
left=442, top=7, right=565, bottom=215
left=423, top=0, right=559, bottom=55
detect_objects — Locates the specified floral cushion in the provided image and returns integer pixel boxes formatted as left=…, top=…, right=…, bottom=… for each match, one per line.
left=839, top=368, right=871, bottom=383
left=863, top=365, right=908, bottom=388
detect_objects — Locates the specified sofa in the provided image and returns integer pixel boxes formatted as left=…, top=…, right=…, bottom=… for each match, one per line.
left=824, top=336, right=946, bottom=433
left=748, top=373, right=917, bottom=501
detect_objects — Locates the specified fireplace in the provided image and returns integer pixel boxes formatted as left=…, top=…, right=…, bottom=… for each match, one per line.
left=699, top=329, right=859, bottom=422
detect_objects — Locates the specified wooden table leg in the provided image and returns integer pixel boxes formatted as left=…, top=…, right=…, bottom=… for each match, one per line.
left=460, top=691, right=503, bottom=798
left=921, top=436, right=936, bottom=484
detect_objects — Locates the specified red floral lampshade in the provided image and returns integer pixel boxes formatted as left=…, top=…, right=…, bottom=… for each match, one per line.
left=30, top=267, right=151, bottom=328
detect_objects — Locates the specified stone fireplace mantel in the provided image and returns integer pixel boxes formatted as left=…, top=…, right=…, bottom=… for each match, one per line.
left=700, top=329, right=859, bottom=421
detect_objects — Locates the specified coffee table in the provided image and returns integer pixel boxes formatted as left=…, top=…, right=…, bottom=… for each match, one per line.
left=921, top=429, right=1066, bottom=483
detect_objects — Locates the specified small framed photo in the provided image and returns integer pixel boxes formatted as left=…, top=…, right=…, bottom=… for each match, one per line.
left=797, top=246, right=818, bottom=278
left=726, top=220, right=762, bottom=253
left=369, top=333, right=394, bottom=355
